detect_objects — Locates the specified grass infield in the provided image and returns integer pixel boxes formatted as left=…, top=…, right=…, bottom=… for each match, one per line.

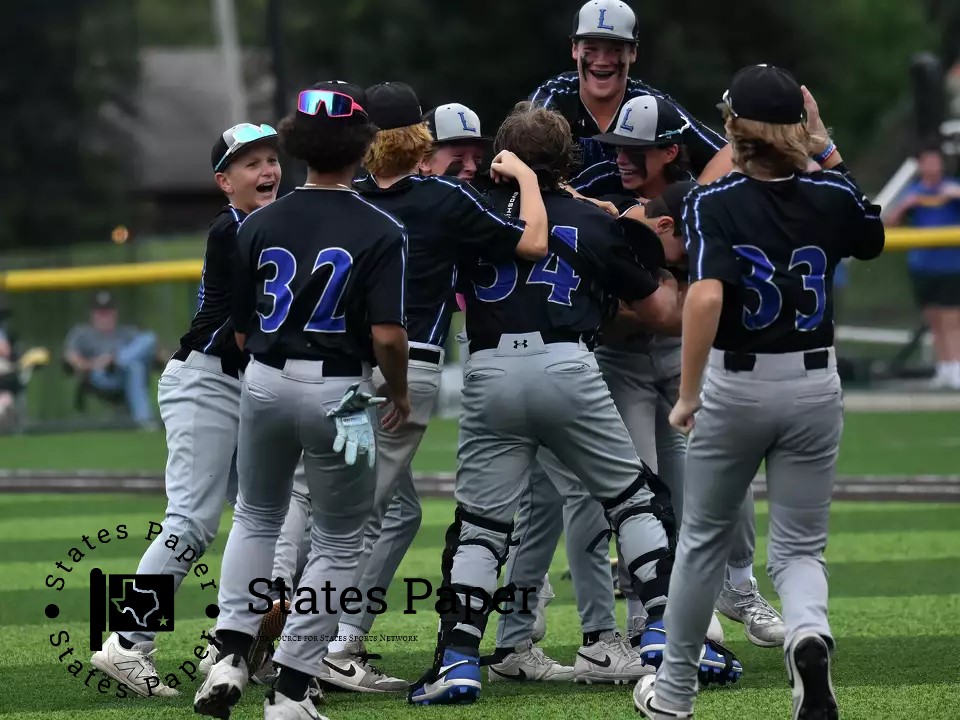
left=2, top=411, right=960, bottom=476
left=0, top=494, right=958, bottom=719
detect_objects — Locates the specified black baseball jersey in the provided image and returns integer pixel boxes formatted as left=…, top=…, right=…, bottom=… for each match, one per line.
left=353, top=174, right=524, bottom=346
left=685, top=168, right=884, bottom=354
left=528, top=72, right=727, bottom=172
left=232, top=186, right=407, bottom=363
left=178, top=205, right=248, bottom=364
left=460, top=187, right=661, bottom=343
left=570, top=158, right=697, bottom=199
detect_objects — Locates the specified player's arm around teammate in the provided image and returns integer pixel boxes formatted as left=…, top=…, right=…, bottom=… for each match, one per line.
left=194, top=82, right=411, bottom=720
left=635, top=66, right=884, bottom=720
left=89, top=123, right=280, bottom=699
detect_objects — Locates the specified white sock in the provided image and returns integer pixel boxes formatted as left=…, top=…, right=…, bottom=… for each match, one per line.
left=626, top=597, right=647, bottom=622
left=727, top=564, right=754, bottom=590
left=935, top=362, right=951, bottom=381
left=950, top=361, right=960, bottom=387
left=328, top=622, right=365, bottom=653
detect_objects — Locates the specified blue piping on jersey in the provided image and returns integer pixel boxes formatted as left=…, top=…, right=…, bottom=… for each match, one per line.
left=797, top=175, right=881, bottom=220
left=350, top=193, right=409, bottom=325
left=427, top=265, right=458, bottom=346
left=203, top=317, right=231, bottom=353
left=409, top=176, right=526, bottom=233
left=684, top=177, right=750, bottom=281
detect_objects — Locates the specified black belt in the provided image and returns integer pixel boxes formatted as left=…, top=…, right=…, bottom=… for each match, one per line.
left=469, top=330, right=583, bottom=353
left=253, top=353, right=364, bottom=377
left=409, top=347, right=442, bottom=364
left=723, top=349, right=829, bottom=372
left=172, top=346, right=246, bottom=379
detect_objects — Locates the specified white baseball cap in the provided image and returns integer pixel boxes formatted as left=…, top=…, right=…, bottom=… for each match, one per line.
left=571, top=0, right=638, bottom=44
left=423, top=103, right=491, bottom=143
left=593, top=95, right=690, bottom=148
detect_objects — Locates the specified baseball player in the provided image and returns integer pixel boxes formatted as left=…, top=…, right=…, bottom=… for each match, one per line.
left=487, top=97, right=752, bottom=688
left=408, top=101, right=741, bottom=707
left=89, top=122, right=281, bottom=698
left=314, top=83, right=548, bottom=693
left=635, top=65, right=884, bottom=720
left=194, top=81, right=412, bottom=720
left=591, top=96, right=784, bottom=650
left=528, top=0, right=731, bottom=184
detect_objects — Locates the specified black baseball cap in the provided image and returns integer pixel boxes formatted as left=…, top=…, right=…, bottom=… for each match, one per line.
left=91, top=290, right=116, bottom=310
left=571, top=0, right=638, bottom=44
left=647, top=181, right=698, bottom=230
left=423, top=103, right=492, bottom=144
left=365, top=82, right=423, bottom=130
left=593, top=95, right=689, bottom=148
left=720, top=64, right=806, bottom=125
left=211, top=123, right=279, bottom=172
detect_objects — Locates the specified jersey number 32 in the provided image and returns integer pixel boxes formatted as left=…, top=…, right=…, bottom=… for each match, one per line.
left=735, top=245, right=827, bottom=331
left=257, top=246, right=353, bottom=333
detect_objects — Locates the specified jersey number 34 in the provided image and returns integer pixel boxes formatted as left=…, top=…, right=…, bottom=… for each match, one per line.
left=473, top=226, right=582, bottom=306
left=735, top=245, right=827, bottom=331
left=257, top=246, right=353, bottom=333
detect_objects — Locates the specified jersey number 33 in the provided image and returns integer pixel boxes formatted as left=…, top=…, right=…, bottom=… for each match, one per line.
left=735, top=244, right=827, bottom=332
left=257, top=246, right=353, bottom=334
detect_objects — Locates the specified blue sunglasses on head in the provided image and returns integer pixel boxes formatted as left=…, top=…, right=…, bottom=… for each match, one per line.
left=215, top=123, right=277, bottom=172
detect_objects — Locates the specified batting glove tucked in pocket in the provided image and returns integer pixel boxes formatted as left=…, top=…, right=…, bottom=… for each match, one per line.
left=327, top=383, right=386, bottom=467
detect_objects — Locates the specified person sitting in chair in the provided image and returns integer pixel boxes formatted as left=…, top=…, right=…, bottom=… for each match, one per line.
left=64, top=291, right=158, bottom=429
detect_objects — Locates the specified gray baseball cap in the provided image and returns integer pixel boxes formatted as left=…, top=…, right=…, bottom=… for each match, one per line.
left=593, top=95, right=689, bottom=148
left=423, top=103, right=491, bottom=143
left=571, top=0, right=638, bottom=44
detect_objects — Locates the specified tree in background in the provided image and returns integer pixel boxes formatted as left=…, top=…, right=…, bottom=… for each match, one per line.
left=0, top=1, right=139, bottom=252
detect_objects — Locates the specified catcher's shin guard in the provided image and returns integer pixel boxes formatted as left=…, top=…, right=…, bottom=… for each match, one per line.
left=409, top=506, right=513, bottom=702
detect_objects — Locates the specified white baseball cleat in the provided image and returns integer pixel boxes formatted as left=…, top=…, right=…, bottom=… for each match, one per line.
left=531, top=573, right=555, bottom=643
left=717, top=578, right=785, bottom=647
left=316, top=640, right=408, bottom=692
left=574, top=630, right=654, bottom=684
left=264, top=689, right=329, bottom=720
left=194, top=653, right=249, bottom=719
left=633, top=675, right=694, bottom=718
left=90, top=632, right=178, bottom=698
left=787, top=633, right=838, bottom=720
left=487, top=640, right=575, bottom=682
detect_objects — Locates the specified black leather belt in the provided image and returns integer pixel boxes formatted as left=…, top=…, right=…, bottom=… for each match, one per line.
left=469, top=330, right=583, bottom=353
left=253, top=353, right=364, bottom=377
left=410, top=347, right=442, bottom=364
left=723, top=349, right=829, bottom=372
left=172, top=346, right=246, bottom=379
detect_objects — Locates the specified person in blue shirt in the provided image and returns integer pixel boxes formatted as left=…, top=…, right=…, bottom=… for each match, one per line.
left=888, top=146, right=960, bottom=390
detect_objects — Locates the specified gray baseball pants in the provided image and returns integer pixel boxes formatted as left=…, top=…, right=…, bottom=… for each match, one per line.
left=215, top=357, right=377, bottom=677
left=121, top=350, right=240, bottom=645
left=448, top=332, right=671, bottom=643
left=655, top=348, right=842, bottom=712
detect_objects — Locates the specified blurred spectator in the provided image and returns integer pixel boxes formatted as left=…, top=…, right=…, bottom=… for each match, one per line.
left=888, top=147, right=960, bottom=390
left=0, top=325, right=13, bottom=425
left=64, top=290, right=159, bottom=427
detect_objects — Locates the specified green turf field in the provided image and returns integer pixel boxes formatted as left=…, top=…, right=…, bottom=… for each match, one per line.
left=1, top=494, right=958, bottom=719
left=2, top=411, right=960, bottom=475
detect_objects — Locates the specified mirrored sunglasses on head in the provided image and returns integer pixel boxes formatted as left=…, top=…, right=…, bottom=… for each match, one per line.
left=297, top=90, right=367, bottom=119
left=216, top=123, right=277, bottom=172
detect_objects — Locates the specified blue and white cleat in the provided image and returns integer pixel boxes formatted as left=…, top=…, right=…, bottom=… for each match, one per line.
left=635, top=620, right=743, bottom=687
left=409, top=649, right=482, bottom=705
